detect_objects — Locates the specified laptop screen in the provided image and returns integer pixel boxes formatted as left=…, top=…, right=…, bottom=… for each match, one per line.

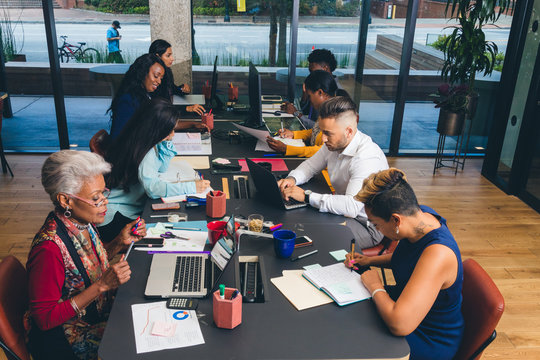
left=208, top=216, right=237, bottom=291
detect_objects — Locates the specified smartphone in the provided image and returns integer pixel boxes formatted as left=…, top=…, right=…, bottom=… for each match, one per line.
left=133, top=238, right=165, bottom=248
left=152, top=202, right=180, bottom=211
left=294, top=236, right=313, bottom=248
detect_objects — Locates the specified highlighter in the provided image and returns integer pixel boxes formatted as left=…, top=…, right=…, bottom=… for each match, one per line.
left=219, top=284, right=225, bottom=299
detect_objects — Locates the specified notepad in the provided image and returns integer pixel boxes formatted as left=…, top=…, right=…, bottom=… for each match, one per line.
left=271, top=270, right=333, bottom=311
left=302, top=263, right=371, bottom=306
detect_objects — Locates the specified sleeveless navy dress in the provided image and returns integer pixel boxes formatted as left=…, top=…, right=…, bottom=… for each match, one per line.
left=386, top=205, right=464, bottom=360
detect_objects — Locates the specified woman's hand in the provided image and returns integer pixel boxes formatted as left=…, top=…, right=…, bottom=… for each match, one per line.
left=116, top=219, right=146, bottom=247
left=266, top=137, right=287, bottom=153
left=281, top=102, right=297, bottom=114
left=345, top=251, right=371, bottom=269
left=193, top=122, right=210, bottom=133
left=186, top=104, right=205, bottom=115
left=97, top=257, right=131, bottom=292
left=361, top=269, right=384, bottom=294
left=181, top=83, right=191, bottom=94
left=277, top=128, right=294, bottom=139
left=195, top=179, right=211, bottom=193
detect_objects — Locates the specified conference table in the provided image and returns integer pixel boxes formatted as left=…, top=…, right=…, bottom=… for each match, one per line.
left=98, top=124, right=410, bottom=359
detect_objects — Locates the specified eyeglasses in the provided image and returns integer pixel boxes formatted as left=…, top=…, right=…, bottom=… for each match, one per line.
left=68, top=188, right=111, bottom=207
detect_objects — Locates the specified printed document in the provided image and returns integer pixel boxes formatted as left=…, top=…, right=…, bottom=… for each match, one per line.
left=131, top=301, right=204, bottom=354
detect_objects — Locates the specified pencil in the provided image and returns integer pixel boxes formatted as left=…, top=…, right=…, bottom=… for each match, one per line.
left=350, top=239, right=355, bottom=272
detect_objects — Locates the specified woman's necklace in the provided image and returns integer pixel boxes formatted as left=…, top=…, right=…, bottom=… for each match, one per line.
left=70, top=219, right=90, bottom=231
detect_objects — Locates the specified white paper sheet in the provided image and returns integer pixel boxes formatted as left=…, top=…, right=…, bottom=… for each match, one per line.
left=173, top=133, right=212, bottom=155
left=254, top=137, right=306, bottom=152
left=135, top=227, right=208, bottom=252
left=232, top=123, right=269, bottom=142
left=159, top=159, right=199, bottom=183
left=131, top=301, right=204, bottom=354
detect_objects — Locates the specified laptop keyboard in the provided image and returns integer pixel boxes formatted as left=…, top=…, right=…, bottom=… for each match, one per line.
left=172, top=256, right=202, bottom=293
left=284, top=197, right=305, bottom=208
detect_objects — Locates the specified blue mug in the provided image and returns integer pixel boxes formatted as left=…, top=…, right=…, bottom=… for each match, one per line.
left=273, top=230, right=296, bottom=258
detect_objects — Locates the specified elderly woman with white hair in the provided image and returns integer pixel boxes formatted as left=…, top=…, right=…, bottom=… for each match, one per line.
left=26, top=150, right=146, bottom=360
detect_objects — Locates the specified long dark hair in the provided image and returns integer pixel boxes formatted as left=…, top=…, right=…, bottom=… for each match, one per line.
left=107, top=54, right=168, bottom=122
left=105, top=98, right=179, bottom=191
left=149, top=39, right=177, bottom=99
left=304, top=70, right=349, bottom=98
left=149, top=39, right=171, bottom=57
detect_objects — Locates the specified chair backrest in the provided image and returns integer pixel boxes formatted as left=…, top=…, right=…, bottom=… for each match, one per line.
left=89, top=129, right=110, bottom=157
left=0, top=256, right=30, bottom=360
left=454, top=258, right=505, bottom=360
left=362, top=237, right=397, bottom=257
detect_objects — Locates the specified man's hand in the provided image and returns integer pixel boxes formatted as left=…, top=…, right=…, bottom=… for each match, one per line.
left=277, top=177, right=296, bottom=192
left=181, top=83, right=191, bottom=94
left=266, top=137, right=287, bottom=153
left=282, top=185, right=305, bottom=202
left=186, top=104, right=205, bottom=115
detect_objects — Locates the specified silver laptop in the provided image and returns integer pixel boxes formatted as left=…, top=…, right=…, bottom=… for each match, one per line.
left=246, top=158, right=307, bottom=210
left=144, top=216, right=237, bottom=298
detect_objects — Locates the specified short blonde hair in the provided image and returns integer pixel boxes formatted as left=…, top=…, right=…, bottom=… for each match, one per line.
left=354, top=168, right=419, bottom=220
left=41, top=150, right=111, bottom=205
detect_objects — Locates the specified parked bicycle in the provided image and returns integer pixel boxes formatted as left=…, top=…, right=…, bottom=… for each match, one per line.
left=57, top=35, right=101, bottom=63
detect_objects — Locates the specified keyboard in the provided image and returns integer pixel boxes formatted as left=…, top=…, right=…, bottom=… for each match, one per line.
left=172, top=256, right=202, bottom=293
left=284, top=197, right=306, bottom=209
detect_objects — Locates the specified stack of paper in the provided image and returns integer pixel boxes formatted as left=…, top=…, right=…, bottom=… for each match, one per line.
left=173, top=132, right=212, bottom=155
left=271, top=270, right=333, bottom=311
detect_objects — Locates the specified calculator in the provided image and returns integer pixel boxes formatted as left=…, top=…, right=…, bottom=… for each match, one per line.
left=166, top=298, right=199, bottom=310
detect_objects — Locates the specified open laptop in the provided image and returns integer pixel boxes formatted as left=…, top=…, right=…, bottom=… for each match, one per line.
left=246, top=158, right=307, bottom=210
left=144, top=216, right=237, bottom=298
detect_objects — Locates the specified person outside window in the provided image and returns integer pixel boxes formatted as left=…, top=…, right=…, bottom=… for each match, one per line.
left=106, top=20, right=123, bottom=63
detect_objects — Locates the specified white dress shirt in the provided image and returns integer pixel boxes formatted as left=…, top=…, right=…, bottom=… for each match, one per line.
left=288, top=131, right=388, bottom=218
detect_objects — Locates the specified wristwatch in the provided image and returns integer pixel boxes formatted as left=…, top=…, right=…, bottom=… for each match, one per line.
left=304, top=190, right=312, bottom=204
left=293, top=110, right=302, bottom=118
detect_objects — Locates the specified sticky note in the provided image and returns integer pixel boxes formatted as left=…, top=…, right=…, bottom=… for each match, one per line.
left=151, top=321, right=177, bottom=337
left=303, top=263, right=322, bottom=271
left=329, top=249, right=349, bottom=262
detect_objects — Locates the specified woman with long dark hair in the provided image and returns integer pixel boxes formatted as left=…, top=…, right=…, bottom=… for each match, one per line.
left=99, top=98, right=211, bottom=242
left=149, top=39, right=205, bottom=116
left=108, top=53, right=168, bottom=139
left=266, top=70, right=349, bottom=157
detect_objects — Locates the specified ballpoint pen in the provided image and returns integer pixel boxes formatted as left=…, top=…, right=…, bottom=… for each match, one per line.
left=124, top=241, right=135, bottom=261
left=350, top=239, right=355, bottom=272
left=280, top=119, right=284, bottom=136
left=291, top=249, right=318, bottom=262
left=131, top=216, right=142, bottom=235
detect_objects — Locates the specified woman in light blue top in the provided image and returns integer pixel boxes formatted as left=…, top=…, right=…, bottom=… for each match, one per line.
left=98, top=98, right=211, bottom=242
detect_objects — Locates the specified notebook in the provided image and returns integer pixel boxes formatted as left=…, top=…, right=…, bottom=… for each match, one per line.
left=245, top=158, right=307, bottom=210
left=302, top=263, right=371, bottom=306
left=144, top=216, right=237, bottom=298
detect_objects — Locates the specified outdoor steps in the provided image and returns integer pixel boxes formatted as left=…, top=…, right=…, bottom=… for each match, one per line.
left=365, top=50, right=400, bottom=70
left=0, top=0, right=61, bottom=8
left=375, top=34, right=444, bottom=71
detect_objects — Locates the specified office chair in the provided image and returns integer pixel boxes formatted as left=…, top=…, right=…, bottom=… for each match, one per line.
left=89, top=129, right=110, bottom=157
left=362, top=237, right=397, bottom=285
left=0, top=256, right=31, bottom=360
left=453, top=258, right=505, bottom=360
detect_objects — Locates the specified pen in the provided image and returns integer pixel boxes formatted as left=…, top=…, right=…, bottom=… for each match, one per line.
left=263, top=153, right=279, bottom=157
left=124, top=241, right=135, bottom=261
left=131, top=216, right=142, bottom=235
left=150, top=214, right=170, bottom=218
left=350, top=239, right=355, bottom=272
left=230, top=289, right=240, bottom=300
left=172, top=227, right=202, bottom=231
left=291, top=249, right=318, bottom=262
left=280, top=119, right=284, bottom=135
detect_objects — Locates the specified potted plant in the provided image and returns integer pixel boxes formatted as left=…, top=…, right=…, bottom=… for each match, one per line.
left=0, top=8, right=25, bottom=62
left=437, top=0, right=513, bottom=121
left=431, top=83, right=470, bottom=136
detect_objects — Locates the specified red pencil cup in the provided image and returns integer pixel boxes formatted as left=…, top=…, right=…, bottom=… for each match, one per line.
left=206, top=191, right=226, bottom=218
left=227, top=86, right=238, bottom=101
left=201, top=112, right=214, bottom=131
left=213, top=288, right=242, bottom=329
left=207, top=220, right=227, bottom=245
left=202, top=83, right=212, bottom=100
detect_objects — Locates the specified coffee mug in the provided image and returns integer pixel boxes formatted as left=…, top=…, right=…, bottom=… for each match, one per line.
left=273, top=230, right=296, bottom=258
left=207, top=220, right=227, bottom=245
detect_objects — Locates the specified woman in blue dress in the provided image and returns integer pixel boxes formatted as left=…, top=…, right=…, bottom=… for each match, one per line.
left=345, top=168, right=464, bottom=360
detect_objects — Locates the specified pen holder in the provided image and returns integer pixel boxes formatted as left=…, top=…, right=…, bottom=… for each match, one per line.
left=213, top=288, right=242, bottom=329
left=202, top=84, right=212, bottom=100
left=201, top=112, right=214, bottom=131
left=227, top=86, right=238, bottom=101
left=206, top=191, right=226, bottom=218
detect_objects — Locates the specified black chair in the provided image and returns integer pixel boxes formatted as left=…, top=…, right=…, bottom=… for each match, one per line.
left=0, top=94, right=13, bottom=177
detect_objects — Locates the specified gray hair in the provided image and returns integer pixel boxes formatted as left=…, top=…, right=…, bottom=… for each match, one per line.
left=41, top=150, right=111, bottom=204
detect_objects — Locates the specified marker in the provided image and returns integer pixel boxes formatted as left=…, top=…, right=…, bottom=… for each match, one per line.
left=171, top=227, right=202, bottom=231
left=263, top=153, right=279, bottom=157
left=131, top=216, right=142, bottom=235
left=124, top=241, right=135, bottom=261
left=291, top=249, right=318, bottom=262
left=230, top=289, right=240, bottom=300
left=269, top=223, right=283, bottom=231
left=219, top=284, right=225, bottom=299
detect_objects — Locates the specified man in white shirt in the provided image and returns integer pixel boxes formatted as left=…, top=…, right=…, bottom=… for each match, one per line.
left=278, top=96, right=389, bottom=248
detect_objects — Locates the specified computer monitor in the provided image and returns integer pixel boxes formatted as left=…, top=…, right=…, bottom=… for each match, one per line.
left=209, top=55, right=223, bottom=110
left=247, top=62, right=263, bottom=128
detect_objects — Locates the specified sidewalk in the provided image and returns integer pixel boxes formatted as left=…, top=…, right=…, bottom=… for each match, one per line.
left=4, top=7, right=513, bottom=27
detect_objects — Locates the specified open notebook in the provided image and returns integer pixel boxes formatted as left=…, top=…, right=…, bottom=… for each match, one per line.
left=302, top=263, right=371, bottom=306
